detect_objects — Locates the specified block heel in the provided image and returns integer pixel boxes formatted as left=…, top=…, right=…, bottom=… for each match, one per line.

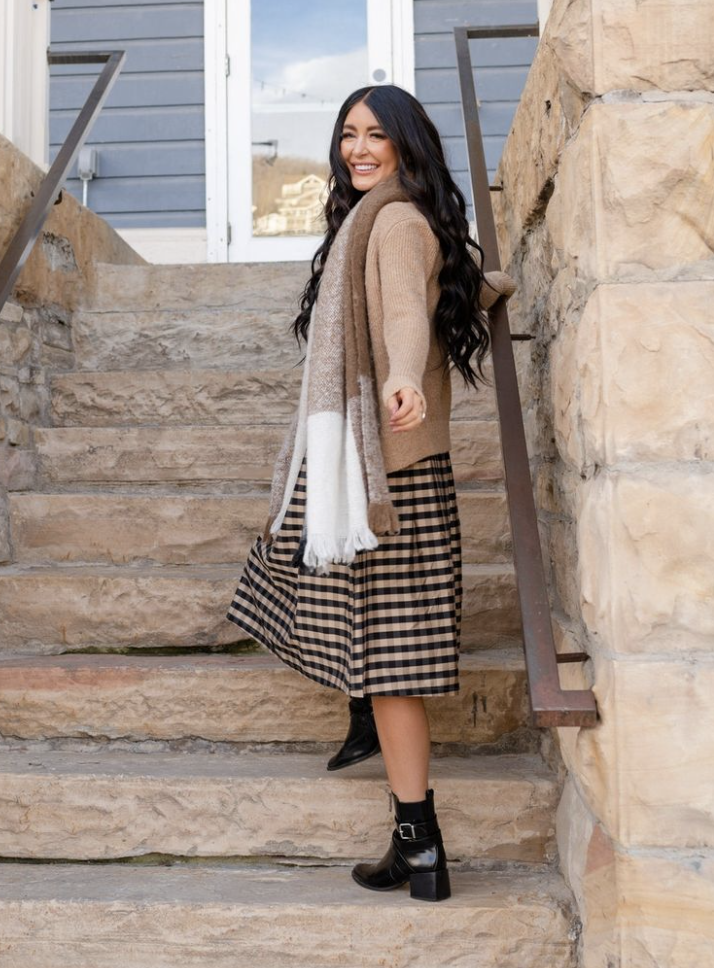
left=351, top=789, right=451, bottom=902
left=409, top=868, right=451, bottom=901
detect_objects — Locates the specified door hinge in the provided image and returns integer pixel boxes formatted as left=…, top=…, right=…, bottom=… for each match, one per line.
left=225, top=54, right=231, bottom=77
left=226, top=222, right=232, bottom=245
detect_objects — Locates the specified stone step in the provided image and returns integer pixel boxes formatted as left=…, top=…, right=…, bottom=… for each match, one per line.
left=0, top=745, right=557, bottom=862
left=0, top=862, right=577, bottom=967
left=71, top=306, right=304, bottom=371
left=34, top=421, right=503, bottom=487
left=49, top=367, right=498, bottom=425
left=50, top=368, right=303, bottom=427
left=0, top=562, right=520, bottom=654
left=8, top=489, right=511, bottom=566
left=0, top=648, right=529, bottom=746
left=86, top=261, right=309, bottom=312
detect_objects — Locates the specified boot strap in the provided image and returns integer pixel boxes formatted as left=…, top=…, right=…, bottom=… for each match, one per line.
left=397, top=819, right=439, bottom=840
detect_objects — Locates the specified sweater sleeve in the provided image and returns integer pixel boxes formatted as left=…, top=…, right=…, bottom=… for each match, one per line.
left=376, top=215, right=440, bottom=412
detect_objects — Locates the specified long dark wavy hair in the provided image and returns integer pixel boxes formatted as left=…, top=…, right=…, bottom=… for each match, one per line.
left=292, top=84, right=490, bottom=387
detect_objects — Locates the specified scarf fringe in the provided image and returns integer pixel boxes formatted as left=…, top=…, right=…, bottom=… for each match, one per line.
left=302, top=528, right=379, bottom=575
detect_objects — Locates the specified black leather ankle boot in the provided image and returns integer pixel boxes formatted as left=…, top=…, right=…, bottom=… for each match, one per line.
left=326, top=696, right=381, bottom=771
left=351, top=788, right=451, bottom=901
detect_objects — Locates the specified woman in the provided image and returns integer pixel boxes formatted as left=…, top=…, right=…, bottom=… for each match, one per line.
left=226, top=83, right=511, bottom=902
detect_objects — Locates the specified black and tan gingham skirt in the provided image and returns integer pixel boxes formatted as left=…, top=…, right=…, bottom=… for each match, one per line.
left=225, top=451, right=462, bottom=697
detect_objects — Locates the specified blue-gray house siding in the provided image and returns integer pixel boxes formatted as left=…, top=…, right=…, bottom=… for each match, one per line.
left=414, top=0, right=539, bottom=209
left=49, top=0, right=206, bottom=229
left=48, top=0, right=538, bottom=233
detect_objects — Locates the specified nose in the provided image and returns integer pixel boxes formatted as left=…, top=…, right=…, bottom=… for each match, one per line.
left=352, top=134, right=369, bottom=156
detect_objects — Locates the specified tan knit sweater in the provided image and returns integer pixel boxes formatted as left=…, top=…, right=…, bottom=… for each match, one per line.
left=364, top=200, right=449, bottom=473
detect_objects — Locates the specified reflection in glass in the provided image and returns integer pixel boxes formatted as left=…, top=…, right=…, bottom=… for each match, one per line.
left=251, top=0, right=368, bottom=237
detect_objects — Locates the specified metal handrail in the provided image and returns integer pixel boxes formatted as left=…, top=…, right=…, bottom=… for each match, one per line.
left=455, top=24, right=598, bottom=727
left=0, top=50, right=126, bottom=313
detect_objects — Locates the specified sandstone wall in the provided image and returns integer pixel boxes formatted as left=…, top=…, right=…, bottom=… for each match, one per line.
left=0, top=134, right=144, bottom=563
left=492, top=1, right=714, bottom=964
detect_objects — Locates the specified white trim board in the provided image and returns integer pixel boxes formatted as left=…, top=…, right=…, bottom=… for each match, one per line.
left=538, top=0, right=554, bottom=33
left=0, top=0, right=50, bottom=167
left=204, top=0, right=229, bottom=262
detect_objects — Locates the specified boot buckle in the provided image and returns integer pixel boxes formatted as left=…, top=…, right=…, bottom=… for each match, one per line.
left=398, top=822, right=418, bottom=840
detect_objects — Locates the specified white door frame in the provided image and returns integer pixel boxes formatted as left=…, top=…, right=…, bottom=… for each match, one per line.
left=204, top=0, right=414, bottom=263
left=0, top=0, right=50, bottom=168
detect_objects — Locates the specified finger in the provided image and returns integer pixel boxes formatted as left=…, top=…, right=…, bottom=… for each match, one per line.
left=389, top=388, right=421, bottom=424
left=390, top=393, right=426, bottom=432
left=389, top=387, right=415, bottom=420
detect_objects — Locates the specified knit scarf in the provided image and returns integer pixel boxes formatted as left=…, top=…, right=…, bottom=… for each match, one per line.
left=264, top=174, right=410, bottom=574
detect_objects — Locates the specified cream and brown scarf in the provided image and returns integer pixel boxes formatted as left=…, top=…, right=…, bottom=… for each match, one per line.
left=264, top=174, right=410, bottom=574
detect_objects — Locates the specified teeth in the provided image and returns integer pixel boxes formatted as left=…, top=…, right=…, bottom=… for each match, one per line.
left=355, top=165, right=377, bottom=171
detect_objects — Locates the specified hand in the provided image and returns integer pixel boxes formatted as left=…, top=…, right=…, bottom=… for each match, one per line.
left=387, top=387, right=426, bottom=433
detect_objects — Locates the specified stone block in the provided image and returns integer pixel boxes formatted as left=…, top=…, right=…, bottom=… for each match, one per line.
left=543, top=515, right=581, bottom=625
left=548, top=0, right=714, bottom=95
left=450, top=420, right=504, bottom=483
left=0, top=748, right=557, bottom=863
left=553, top=282, right=714, bottom=472
left=461, top=564, right=521, bottom=647
left=556, top=778, right=618, bottom=967
left=0, top=650, right=529, bottom=746
left=85, top=261, right=307, bottom=313
left=0, top=562, right=515, bottom=653
left=0, top=447, right=37, bottom=490
left=558, top=653, right=714, bottom=849
left=0, top=375, right=20, bottom=415
left=20, top=384, right=45, bottom=423
left=0, top=565, right=242, bottom=652
left=496, top=0, right=714, bottom=256
left=547, top=102, right=714, bottom=282
left=0, top=301, right=23, bottom=324
left=70, top=307, right=303, bottom=372
left=6, top=418, right=30, bottom=447
left=33, top=422, right=503, bottom=488
left=34, top=425, right=286, bottom=485
left=578, top=470, right=714, bottom=653
left=50, top=368, right=301, bottom=427
left=8, top=490, right=510, bottom=567
left=0, top=323, right=33, bottom=366
left=495, top=26, right=588, bottom=262
left=557, top=777, right=714, bottom=968
left=0, top=863, right=577, bottom=968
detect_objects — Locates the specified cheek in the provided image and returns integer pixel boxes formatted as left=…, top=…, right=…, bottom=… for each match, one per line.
left=385, top=145, right=399, bottom=170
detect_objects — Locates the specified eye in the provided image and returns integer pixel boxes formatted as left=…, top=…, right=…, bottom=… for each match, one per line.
left=370, top=132, right=386, bottom=140
left=340, top=131, right=355, bottom=140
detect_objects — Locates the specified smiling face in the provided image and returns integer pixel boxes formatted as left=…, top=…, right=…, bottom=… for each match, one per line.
left=339, top=98, right=399, bottom=191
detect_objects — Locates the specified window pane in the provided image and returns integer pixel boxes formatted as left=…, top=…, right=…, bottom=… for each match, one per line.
left=250, top=0, right=368, bottom=237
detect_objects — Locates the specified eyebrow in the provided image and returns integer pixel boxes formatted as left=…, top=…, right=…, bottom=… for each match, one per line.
left=341, top=123, right=384, bottom=131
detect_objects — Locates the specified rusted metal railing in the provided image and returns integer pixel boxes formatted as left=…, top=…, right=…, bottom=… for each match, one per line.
left=0, top=50, right=126, bottom=314
left=455, top=24, right=597, bottom=727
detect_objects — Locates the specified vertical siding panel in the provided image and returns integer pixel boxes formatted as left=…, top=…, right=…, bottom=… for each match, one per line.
left=49, top=0, right=206, bottom=229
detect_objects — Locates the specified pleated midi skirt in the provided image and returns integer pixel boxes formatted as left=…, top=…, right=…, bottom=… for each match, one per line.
left=225, top=451, right=462, bottom=697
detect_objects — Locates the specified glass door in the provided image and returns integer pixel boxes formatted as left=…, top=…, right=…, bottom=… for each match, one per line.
left=226, top=0, right=399, bottom=262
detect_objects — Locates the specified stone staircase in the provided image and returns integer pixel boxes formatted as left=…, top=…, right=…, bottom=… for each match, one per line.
left=0, top=262, right=578, bottom=966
